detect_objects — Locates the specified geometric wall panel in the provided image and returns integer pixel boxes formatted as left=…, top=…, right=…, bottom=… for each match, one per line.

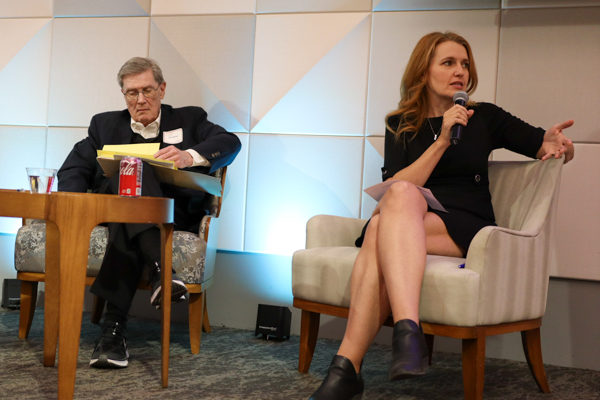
left=150, top=16, right=255, bottom=132
left=251, top=14, right=370, bottom=135
left=0, top=126, right=47, bottom=189
left=0, top=0, right=52, bottom=17
left=0, top=126, right=47, bottom=234
left=497, top=7, right=600, bottom=143
left=151, top=0, right=256, bottom=15
left=46, top=127, right=88, bottom=171
left=503, top=0, right=600, bottom=7
left=367, top=10, right=500, bottom=136
left=552, top=144, right=600, bottom=281
left=257, top=0, right=371, bottom=13
left=48, top=17, right=150, bottom=127
left=244, top=134, right=363, bottom=255
left=53, top=0, right=150, bottom=17
left=0, top=18, right=50, bottom=73
left=361, top=136, right=384, bottom=218
left=217, top=133, right=249, bottom=252
left=251, top=13, right=370, bottom=135
left=0, top=19, right=52, bottom=126
left=374, top=0, right=500, bottom=11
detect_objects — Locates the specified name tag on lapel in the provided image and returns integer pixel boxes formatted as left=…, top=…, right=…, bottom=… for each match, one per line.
left=163, top=128, right=183, bottom=144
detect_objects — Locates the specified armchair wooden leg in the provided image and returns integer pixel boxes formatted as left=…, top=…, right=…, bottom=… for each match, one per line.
left=18, top=281, right=38, bottom=339
left=424, top=333, right=434, bottom=366
left=202, top=292, right=211, bottom=333
left=188, top=292, right=204, bottom=354
left=521, top=328, right=550, bottom=393
left=462, top=328, right=486, bottom=400
left=298, top=309, right=321, bottom=373
left=91, top=295, right=105, bottom=324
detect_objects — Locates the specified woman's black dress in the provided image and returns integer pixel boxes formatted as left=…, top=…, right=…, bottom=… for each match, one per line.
left=356, top=102, right=545, bottom=253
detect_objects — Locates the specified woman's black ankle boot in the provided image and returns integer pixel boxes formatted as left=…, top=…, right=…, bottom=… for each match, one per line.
left=309, top=355, right=364, bottom=400
left=389, top=319, right=429, bottom=380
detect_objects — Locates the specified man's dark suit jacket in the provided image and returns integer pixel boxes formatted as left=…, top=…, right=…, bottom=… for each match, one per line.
left=58, top=104, right=241, bottom=194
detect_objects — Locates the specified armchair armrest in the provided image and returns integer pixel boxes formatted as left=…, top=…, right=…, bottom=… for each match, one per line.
left=305, top=215, right=368, bottom=249
left=465, top=221, right=554, bottom=325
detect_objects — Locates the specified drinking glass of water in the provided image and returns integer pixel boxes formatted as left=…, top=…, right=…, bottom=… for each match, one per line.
left=26, top=168, right=58, bottom=194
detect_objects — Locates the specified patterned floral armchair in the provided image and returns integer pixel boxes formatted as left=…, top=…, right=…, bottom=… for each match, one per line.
left=14, top=167, right=227, bottom=354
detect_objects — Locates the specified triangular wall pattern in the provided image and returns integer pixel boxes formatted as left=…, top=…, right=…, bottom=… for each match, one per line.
left=0, top=18, right=50, bottom=72
left=149, top=22, right=246, bottom=132
left=152, top=16, right=255, bottom=131
left=0, top=20, right=52, bottom=126
left=251, top=12, right=369, bottom=130
left=251, top=15, right=370, bottom=135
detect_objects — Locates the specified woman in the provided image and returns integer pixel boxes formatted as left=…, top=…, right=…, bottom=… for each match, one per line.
left=309, top=31, right=574, bottom=400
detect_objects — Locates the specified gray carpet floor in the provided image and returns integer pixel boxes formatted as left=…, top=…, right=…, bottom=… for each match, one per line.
left=1, top=308, right=599, bottom=399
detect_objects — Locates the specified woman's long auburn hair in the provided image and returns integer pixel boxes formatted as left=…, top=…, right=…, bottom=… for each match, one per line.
left=386, top=32, right=478, bottom=143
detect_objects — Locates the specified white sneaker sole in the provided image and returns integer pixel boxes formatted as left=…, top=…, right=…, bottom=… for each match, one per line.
left=150, top=279, right=188, bottom=307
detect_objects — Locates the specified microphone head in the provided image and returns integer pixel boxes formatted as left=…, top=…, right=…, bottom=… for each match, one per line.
left=453, top=91, right=469, bottom=105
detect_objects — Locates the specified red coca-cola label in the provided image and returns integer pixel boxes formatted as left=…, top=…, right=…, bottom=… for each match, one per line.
left=119, top=157, right=142, bottom=197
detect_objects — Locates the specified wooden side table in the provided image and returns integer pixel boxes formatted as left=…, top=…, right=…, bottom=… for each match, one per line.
left=46, top=192, right=174, bottom=399
left=1, top=190, right=175, bottom=400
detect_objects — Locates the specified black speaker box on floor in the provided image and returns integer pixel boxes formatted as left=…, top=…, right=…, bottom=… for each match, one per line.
left=2, top=279, right=21, bottom=310
left=255, top=304, right=291, bottom=340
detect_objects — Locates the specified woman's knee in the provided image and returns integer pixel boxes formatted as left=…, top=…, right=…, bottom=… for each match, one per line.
left=380, top=181, right=426, bottom=211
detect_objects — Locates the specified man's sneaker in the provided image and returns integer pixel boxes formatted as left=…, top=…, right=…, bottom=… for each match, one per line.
left=149, top=262, right=188, bottom=308
left=90, top=322, right=129, bottom=368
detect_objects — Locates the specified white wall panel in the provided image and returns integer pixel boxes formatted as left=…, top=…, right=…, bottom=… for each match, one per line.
left=251, top=13, right=370, bottom=135
left=0, top=0, right=52, bottom=17
left=0, top=19, right=51, bottom=126
left=48, top=17, right=149, bottom=127
left=0, top=18, right=49, bottom=73
left=244, top=134, right=363, bottom=255
left=46, top=127, right=88, bottom=171
left=552, top=144, right=600, bottom=281
left=217, top=133, right=248, bottom=251
left=150, top=16, right=255, bottom=133
left=503, top=0, right=600, bottom=7
left=151, top=0, right=256, bottom=15
left=0, top=126, right=47, bottom=234
left=361, top=136, right=384, bottom=218
left=257, top=0, right=371, bottom=13
left=53, top=0, right=150, bottom=17
left=367, top=10, right=500, bottom=136
left=497, top=7, right=600, bottom=143
left=374, top=0, right=499, bottom=11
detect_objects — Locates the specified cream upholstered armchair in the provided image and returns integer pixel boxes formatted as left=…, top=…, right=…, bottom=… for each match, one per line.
left=14, top=167, right=227, bottom=355
left=292, top=158, right=563, bottom=400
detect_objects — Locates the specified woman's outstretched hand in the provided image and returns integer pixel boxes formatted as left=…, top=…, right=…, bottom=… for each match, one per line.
left=537, top=120, right=575, bottom=164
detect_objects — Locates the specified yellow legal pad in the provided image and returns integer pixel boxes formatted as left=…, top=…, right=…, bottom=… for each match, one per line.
left=97, top=143, right=177, bottom=169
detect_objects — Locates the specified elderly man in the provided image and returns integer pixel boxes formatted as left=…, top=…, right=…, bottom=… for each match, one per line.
left=58, top=57, right=241, bottom=368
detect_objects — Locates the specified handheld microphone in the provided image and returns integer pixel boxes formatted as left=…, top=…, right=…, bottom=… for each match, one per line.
left=451, top=91, right=469, bottom=145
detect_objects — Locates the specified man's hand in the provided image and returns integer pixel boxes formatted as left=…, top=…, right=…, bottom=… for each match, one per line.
left=536, top=120, right=575, bottom=164
left=154, top=145, right=193, bottom=168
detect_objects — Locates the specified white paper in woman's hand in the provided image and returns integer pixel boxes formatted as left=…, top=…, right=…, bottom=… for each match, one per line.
left=364, top=180, right=448, bottom=213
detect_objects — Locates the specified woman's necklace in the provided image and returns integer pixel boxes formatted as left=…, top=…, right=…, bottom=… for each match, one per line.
left=427, top=118, right=442, bottom=141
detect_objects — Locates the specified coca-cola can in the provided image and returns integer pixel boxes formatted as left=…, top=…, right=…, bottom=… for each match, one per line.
left=118, top=157, right=143, bottom=197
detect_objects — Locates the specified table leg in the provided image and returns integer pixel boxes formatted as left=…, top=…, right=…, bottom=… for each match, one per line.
left=57, top=224, right=94, bottom=400
left=160, top=223, right=173, bottom=388
left=43, top=221, right=60, bottom=367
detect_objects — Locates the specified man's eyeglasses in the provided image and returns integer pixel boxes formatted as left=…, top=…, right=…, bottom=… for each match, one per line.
left=123, top=86, right=159, bottom=101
